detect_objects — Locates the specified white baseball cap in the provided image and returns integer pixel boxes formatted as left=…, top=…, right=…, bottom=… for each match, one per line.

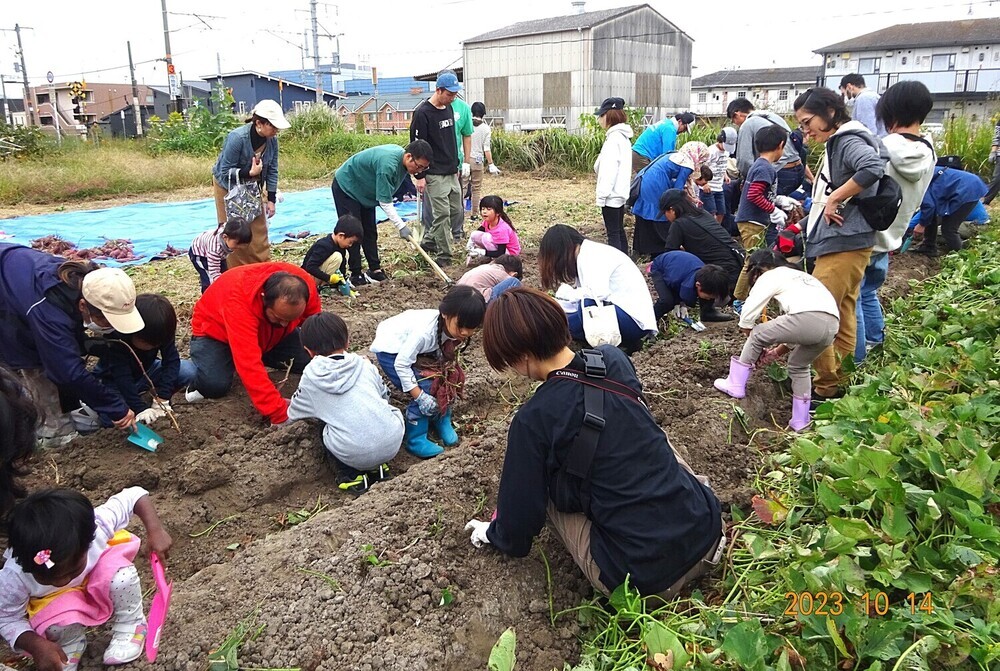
left=250, top=100, right=290, bottom=129
left=82, top=268, right=145, bottom=334
left=722, top=127, right=737, bottom=154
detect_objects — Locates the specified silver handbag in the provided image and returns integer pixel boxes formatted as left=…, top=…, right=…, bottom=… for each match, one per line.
left=224, top=168, right=263, bottom=222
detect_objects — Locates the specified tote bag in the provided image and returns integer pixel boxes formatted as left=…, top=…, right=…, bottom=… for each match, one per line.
left=581, top=301, right=622, bottom=347
left=224, top=169, right=263, bottom=223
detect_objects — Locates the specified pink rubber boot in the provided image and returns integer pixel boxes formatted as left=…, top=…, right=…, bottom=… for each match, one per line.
left=788, top=395, right=812, bottom=431
left=713, top=357, right=752, bottom=399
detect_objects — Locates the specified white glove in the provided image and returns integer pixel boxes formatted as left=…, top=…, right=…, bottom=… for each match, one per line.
left=461, top=162, right=471, bottom=179
left=774, top=195, right=797, bottom=210
left=769, top=208, right=788, bottom=226
left=671, top=305, right=689, bottom=320
left=488, top=163, right=501, bottom=175
left=464, top=519, right=491, bottom=548
left=136, top=407, right=167, bottom=424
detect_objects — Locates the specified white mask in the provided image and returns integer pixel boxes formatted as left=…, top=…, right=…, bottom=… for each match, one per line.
left=85, top=321, right=115, bottom=335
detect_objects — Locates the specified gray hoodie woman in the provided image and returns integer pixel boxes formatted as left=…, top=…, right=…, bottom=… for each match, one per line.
left=288, top=353, right=404, bottom=471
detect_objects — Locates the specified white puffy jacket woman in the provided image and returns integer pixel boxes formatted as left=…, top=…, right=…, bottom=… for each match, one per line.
left=593, top=97, right=634, bottom=256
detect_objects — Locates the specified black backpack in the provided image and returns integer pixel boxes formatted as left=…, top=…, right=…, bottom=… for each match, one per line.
left=822, top=130, right=902, bottom=231
left=627, top=152, right=674, bottom=209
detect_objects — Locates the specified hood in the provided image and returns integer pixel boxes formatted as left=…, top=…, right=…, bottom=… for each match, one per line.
left=606, top=123, right=634, bottom=139
left=302, top=353, right=366, bottom=395
left=882, top=133, right=936, bottom=183
left=832, top=120, right=873, bottom=137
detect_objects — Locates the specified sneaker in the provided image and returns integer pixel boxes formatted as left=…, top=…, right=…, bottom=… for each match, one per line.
left=366, top=269, right=389, bottom=283
left=349, top=273, right=371, bottom=287
left=369, top=463, right=391, bottom=482
left=338, top=472, right=372, bottom=495
left=103, top=622, right=147, bottom=665
left=732, top=299, right=744, bottom=315
left=185, top=388, right=206, bottom=404
left=435, top=256, right=452, bottom=268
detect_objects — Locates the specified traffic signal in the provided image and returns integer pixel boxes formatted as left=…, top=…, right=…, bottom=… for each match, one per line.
left=71, top=96, right=81, bottom=120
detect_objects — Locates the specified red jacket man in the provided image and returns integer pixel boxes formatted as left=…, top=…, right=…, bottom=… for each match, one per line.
left=189, top=262, right=321, bottom=424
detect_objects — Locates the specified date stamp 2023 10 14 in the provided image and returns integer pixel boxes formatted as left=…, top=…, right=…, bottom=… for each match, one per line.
left=783, top=591, right=937, bottom=618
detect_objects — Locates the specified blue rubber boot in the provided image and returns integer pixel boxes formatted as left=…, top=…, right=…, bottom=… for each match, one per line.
left=433, top=409, right=459, bottom=447
left=404, top=416, right=444, bottom=459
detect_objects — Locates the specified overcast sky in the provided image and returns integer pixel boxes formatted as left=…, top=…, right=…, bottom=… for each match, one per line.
left=3, top=0, right=999, bottom=95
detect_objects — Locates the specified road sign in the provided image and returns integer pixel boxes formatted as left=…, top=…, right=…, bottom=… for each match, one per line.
left=168, top=74, right=180, bottom=98
left=46, top=70, right=53, bottom=83
left=167, top=63, right=175, bottom=75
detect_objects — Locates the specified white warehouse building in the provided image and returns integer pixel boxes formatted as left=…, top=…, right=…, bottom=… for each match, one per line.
left=461, top=3, right=693, bottom=132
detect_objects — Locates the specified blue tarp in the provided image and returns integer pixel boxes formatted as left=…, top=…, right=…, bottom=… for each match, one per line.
left=0, top=188, right=419, bottom=267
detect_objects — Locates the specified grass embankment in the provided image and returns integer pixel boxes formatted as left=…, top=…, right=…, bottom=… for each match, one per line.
left=569, top=230, right=1000, bottom=670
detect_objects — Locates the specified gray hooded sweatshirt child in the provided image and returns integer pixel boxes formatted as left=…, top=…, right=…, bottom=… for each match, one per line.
left=288, top=353, right=404, bottom=471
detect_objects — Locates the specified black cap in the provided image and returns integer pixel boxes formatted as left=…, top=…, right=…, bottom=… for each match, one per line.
left=595, top=97, right=625, bottom=116
left=658, top=188, right=688, bottom=213
left=676, top=112, right=696, bottom=125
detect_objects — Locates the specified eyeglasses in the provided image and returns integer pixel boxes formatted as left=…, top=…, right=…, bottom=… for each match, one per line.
left=412, top=159, right=430, bottom=171
left=798, top=115, right=816, bottom=131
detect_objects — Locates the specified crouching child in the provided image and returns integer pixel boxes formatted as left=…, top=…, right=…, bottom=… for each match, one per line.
left=288, top=312, right=404, bottom=494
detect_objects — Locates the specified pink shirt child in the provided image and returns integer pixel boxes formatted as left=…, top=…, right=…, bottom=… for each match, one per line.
left=484, top=218, right=521, bottom=256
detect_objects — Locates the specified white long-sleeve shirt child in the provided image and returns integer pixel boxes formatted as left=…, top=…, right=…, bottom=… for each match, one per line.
left=370, top=309, right=455, bottom=393
left=738, top=266, right=839, bottom=330
left=0, top=487, right=148, bottom=648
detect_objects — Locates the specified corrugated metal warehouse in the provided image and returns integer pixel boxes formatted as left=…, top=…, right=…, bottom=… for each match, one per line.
left=462, top=3, right=692, bottom=132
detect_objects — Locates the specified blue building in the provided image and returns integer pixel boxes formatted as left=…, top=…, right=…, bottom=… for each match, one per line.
left=204, top=71, right=341, bottom=116
left=344, top=76, right=432, bottom=96
left=269, top=62, right=375, bottom=95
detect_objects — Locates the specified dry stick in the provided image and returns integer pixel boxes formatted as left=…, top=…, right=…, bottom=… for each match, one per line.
left=275, top=359, right=295, bottom=391
left=111, top=339, right=182, bottom=434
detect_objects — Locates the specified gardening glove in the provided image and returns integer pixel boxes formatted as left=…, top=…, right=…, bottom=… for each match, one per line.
left=769, top=208, right=788, bottom=226
left=136, top=407, right=166, bottom=424
left=488, top=163, right=501, bottom=175
left=415, top=391, right=439, bottom=417
left=990, top=149, right=998, bottom=163
left=464, top=519, right=491, bottom=548
left=774, top=195, right=797, bottom=210
left=329, top=271, right=346, bottom=285
left=461, top=162, right=471, bottom=179
left=398, top=225, right=413, bottom=241
left=671, top=305, right=689, bottom=320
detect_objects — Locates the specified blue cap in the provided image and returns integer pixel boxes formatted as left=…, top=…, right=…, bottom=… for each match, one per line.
left=436, top=71, right=462, bottom=93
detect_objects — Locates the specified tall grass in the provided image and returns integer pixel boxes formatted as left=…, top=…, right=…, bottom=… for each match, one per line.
left=938, top=115, right=995, bottom=177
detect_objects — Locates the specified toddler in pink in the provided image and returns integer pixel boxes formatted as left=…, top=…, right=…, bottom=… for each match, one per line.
left=467, top=195, right=521, bottom=264
left=0, top=487, right=172, bottom=671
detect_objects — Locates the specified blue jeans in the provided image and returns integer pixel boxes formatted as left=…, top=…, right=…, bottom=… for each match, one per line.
left=702, top=191, right=726, bottom=215
left=776, top=163, right=805, bottom=196
left=488, top=277, right=522, bottom=303
left=190, top=332, right=310, bottom=398
left=854, top=251, right=889, bottom=363
left=376, top=352, right=433, bottom=421
left=94, top=359, right=197, bottom=425
left=566, top=299, right=646, bottom=352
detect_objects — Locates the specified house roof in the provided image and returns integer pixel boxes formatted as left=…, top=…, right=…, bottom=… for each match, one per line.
left=816, top=18, right=1000, bottom=53
left=200, top=70, right=343, bottom=98
left=692, top=66, right=822, bottom=88
left=464, top=4, right=685, bottom=44
left=376, top=93, right=431, bottom=111
left=414, top=66, right=463, bottom=83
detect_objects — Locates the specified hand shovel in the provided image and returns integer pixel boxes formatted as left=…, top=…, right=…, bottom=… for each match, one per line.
left=145, top=552, right=173, bottom=662
left=682, top=316, right=707, bottom=332
left=127, top=423, right=163, bottom=452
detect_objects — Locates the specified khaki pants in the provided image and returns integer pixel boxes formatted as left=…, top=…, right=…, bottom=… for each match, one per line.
left=632, top=150, right=651, bottom=174
left=811, top=248, right=872, bottom=397
left=469, top=162, right=485, bottom=220
left=319, top=252, right=345, bottom=282
left=214, top=178, right=270, bottom=268
left=733, top=221, right=767, bottom=300
left=546, top=437, right=721, bottom=600
left=424, top=173, right=462, bottom=261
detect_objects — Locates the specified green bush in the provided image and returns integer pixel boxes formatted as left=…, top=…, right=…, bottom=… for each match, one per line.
left=491, top=128, right=604, bottom=173
left=284, top=105, right=346, bottom=140
left=0, top=122, right=55, bottom=160
left=938, top=116, right=996, bottom=178
left=147, top=106, right=242, bottom=156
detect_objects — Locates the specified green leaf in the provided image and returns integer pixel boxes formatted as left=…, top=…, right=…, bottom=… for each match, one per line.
left=853, top=620, right=907, bottom=661
left=879, top=504, right=913, bottom=542
left=487, top=627, right=516, bottom=671
left=642, top=621, right=691, bottom=667
left=858, top=446, right=899, bottom=479
left=829, top=517, right=876, bottom=541
left=825, top=618, right=852, bottom=660
left=720, top=620, right=769, bottom=671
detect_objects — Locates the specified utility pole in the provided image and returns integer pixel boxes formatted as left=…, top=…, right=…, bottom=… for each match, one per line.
left=127, top=41, right=143, bottom=137
left=160, top=0, right=182, bottom=113
left=0, top=75, right=11, bottom=125
left=310, top=0, right=323, bottom=103
left=14, top=25, right=33, bottom=125
left=301, top=30, right=308, bottom=84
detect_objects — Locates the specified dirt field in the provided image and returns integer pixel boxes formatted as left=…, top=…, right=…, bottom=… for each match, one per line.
left=8, top=173, right=941, bottom=671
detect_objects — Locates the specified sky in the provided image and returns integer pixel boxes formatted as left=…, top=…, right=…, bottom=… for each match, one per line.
left=3, top=0, right=1000, bottom=96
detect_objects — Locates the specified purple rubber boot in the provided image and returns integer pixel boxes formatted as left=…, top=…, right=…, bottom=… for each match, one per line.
left=788, top=395, right=812, bottom=432
left=713, top=357, right=752, bottom=399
